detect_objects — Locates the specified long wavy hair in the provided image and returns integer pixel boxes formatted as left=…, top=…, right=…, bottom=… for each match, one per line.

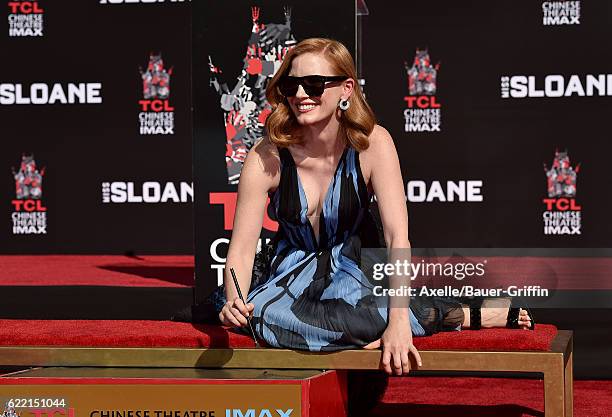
left=265, top=38, right=376, bottom=151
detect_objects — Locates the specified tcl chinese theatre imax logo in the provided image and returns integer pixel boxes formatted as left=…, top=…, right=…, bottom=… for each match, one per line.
left=543, top=150, right=581, bottom=235
left=403, top=48, right=441, bottom=133
left=138, top=52, right=175, bottom=135
left=8, top=0, right=44, bottom=37
left=10, top=154, right=47, bottom=235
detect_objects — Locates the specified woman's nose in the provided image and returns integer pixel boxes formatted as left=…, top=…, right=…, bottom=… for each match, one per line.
left=295, top=84, right=308, bottom=98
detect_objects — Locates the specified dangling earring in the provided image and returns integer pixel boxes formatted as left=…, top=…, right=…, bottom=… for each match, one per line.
left=338, top=98, right=350, bottom=111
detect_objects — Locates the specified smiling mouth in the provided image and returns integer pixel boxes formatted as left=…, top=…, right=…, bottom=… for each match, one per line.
left=296, top=103, right=317, bottom=113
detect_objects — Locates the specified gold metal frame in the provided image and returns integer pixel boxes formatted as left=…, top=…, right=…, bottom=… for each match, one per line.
left=0, top=330, right=573, bottom=417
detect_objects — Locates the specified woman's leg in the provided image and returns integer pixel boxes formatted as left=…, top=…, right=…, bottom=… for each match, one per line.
left=409, top=308, right=426, bottom=336
left=408, top=297, right=465, bottom=336
left=461, top=298, right=532, bottom=330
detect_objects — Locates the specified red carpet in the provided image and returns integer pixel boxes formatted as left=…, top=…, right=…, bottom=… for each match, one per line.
left=0, top=255, right=194, bottom=287
left=0, top=254, right=610, bottom=289
left=0, top=319, right=598, bottom=416
left=407, top=324, right=556, bottom=351
left=359, top=376, right=612, bottom=417
left=0, top=319, right=556, bottom=351
left=0, top=320, right=256, bottom=348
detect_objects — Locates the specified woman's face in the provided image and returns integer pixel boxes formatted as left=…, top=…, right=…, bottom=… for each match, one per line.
left=286, top=52, right=349, bottom=126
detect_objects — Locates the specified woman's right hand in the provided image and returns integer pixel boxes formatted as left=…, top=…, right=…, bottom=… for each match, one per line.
left=219, top=297, right=255, bottom=327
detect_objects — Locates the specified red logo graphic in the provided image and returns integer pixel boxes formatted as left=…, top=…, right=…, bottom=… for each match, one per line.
left=403, top=49, right=442, bottom=132
left=542, top=149, right=581, bottom=235
left=10, top=154, right=48, bottom=235
left=139, top=52, right=174, bottom=112
left=8, top=1, right=43, bottom=14
left=209, top=6, right=296, bottom=183
left=12, top=154, right=45, bottom=200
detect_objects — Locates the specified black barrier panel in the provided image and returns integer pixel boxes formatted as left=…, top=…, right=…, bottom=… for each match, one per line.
left=1, top=0, right=193, bottom=254
left=193, top=0, right=356, bottom=300
left=361, top=0, right=612, bottom=248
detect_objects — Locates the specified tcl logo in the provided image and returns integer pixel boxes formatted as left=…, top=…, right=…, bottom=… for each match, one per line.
left=11, top=199, right=46, bottom=211
left=139, top=99, right=174, bottom=112
left=8, top=1, right=43, bottom=13
left=403, top=96, right=441, bottom=108
left=542, top=198, right=581, bottom=211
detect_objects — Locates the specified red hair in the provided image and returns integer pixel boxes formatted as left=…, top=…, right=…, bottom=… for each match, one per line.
left=265, top=38, right=376, bottom=151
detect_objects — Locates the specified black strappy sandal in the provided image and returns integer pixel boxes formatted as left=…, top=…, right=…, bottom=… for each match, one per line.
left=506, top=306, right=536, bottom=330
left=469, top=305, right=482, bottom=330
left=469, top=300, right=535, bottom=330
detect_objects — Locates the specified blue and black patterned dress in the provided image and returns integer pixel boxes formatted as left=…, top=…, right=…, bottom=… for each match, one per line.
left=210, top=144, right=463, bottom=351
left=248, top=144, right=390, bottom=351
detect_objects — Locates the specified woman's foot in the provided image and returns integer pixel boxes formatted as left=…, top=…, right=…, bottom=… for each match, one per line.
left=481, top=298, right=532, bottom=329
left=462, top=298, right=533, bottom=330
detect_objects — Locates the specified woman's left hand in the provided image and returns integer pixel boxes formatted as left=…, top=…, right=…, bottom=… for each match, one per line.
left=364, top=319, right=423, bottom=375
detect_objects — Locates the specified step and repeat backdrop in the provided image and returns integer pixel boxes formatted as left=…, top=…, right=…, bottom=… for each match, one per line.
left=1, top=0, right=193, bottom=254
left=360, top=0, right=610, bottom=250
left=2, top=1, right=610, bottom=296
left=194, top=0, right=611, bottom=298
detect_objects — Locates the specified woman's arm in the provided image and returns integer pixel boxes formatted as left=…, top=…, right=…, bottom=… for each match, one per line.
left=364, top=125, right=422, bottom=375
left=368, top=126, right=410, bottom=250
left=220, top=138, right=279, bottom=326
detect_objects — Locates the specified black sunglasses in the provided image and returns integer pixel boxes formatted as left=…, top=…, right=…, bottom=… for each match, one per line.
left=278, top=75, right=348, bottom=97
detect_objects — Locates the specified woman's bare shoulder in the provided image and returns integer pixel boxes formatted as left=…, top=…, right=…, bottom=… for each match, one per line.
left=362, top=124, right=396, bottom=158
left=242, top=137, right=281, bottom=190
left=252, top=136, right=280, bottom=158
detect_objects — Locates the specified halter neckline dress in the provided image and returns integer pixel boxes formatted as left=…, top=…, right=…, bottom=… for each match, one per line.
left=209, top=144, right=463, bottom=351
left=242, top=145, right=394, bottom=351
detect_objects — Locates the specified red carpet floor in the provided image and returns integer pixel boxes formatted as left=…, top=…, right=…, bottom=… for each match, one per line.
left=1, top=254, right=611, bottom=290
left=0, top=254, right=610, bottom=289
left=0, top=319, right=603, bottom=416
left=359, top=376, right=612, bottom=417
left=0, top=320, right=557, bottom=351
left=0, top=255, right=194, bottom=287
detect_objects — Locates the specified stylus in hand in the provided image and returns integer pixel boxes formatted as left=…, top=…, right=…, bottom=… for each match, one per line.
left=229, top=267, right=260, bottom=347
